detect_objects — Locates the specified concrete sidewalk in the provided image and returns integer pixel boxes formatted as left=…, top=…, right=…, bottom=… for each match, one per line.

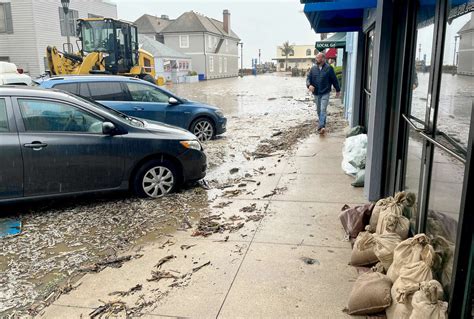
left=40, top=132, right=367, bottom=318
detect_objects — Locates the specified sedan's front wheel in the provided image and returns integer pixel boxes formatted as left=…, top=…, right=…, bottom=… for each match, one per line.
left=191, top=118, right=215, bottom=142
left=133, top=160, right=178, bottom=198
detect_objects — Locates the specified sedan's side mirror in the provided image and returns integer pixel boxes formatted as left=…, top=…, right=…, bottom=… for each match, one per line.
left=102, top=122, right=116, bottom=135
left=168, top=97, right=180, bottom=105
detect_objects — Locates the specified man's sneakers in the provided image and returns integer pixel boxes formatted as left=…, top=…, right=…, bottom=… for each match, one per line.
left=318, top=127, right=326, bottom=135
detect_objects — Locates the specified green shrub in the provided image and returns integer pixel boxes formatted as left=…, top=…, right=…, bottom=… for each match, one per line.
left=188, top=71, right=198, bottom=76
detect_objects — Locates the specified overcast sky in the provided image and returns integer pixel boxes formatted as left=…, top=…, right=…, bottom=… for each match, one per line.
left=111, top=0, right=321, bottom=67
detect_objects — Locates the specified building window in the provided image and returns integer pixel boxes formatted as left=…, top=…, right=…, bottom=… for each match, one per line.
left=289, top=50, right=294, bottom=56
left=209, top=56, right=214, bottom=72
left=179, top=35, right=189, bottom=48
left=224, top=57, right=227, bottom=73
left=0, top=2, right=13, bottom=34
left=59, top=7, right=78, bottom=36
left=314, top=49, right=318, bottom=55
left=306, top=49, right=311, bottom=56
left=219, top=57, right=222, bottom=73
left=225, top=39, right=228, bottom=52
left=0, top=56, right=9, bottom=62
left=280, top=62, right=284, bottom=69
left=208, top=35, right=213, bottom=49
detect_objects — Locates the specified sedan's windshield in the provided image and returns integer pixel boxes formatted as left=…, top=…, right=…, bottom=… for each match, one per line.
left=71, top=94, right=145, bottom=127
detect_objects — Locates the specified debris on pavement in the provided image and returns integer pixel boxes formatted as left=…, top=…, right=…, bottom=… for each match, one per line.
left=109, top=284, right=143, bottom=297
left=180, top=244, right=196, bottom=250
left=155, top=255, right=175, bottom=269
left=229, top=168, right=240, bottom=174
left=193, top=261, right=211, bottom=272
left=89, top=300, right=128, bottom=318
left=147, top=270, right=179, bottom=282
left=81, top=255, right=133, bottom=273
left=301, top=257, right=320, bottom=265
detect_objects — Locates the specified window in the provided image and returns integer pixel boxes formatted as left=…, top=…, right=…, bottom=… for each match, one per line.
left=18, top=99, right=103, bottom=133
left=314, top=49, right=318, bottom=55
left=59, top=7, right=78, bottom=37
left=126, top=83, right=169, bottom=103
left=208, top=35, right=213, bottom=49
left=87, top=82, right=127, bottom=101
left=0, top=99, right=8, bottom=132
left=289, top=50, right=294, bottom=56
left=219, top=57, right=222, bottom=73
left=0, top=2, right=13, bottom=34
left=306, top=49, right=311, bottom=56
left=225, top=39, right=228, bottom=52
left=179, top=35, right=189, bottom=48
left=0, top=56, right=9, bottom=62
left=209, top=56, right=214, bottom=72
left=224, top=57, right=227, bottom=73
left=53, top=83, right=79, bottom=95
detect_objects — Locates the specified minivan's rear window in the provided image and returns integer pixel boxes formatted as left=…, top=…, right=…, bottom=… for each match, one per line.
left=0, top=99, right=8, bottom=132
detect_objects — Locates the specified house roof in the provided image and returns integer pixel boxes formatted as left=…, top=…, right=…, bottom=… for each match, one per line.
left=138, top=35, right=190, bottom=59
left=458, top=16, right=474, bottom=34
left=135, top=14, right=173, bottom=34
left=160, top=11, right=240, bottom=40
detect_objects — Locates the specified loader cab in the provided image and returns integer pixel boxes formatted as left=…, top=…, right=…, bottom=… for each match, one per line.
left=78, top=18, right=139, bottom=74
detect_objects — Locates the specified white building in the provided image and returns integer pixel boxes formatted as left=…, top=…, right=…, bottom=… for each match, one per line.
left=0, top=0, right=117, bottom=78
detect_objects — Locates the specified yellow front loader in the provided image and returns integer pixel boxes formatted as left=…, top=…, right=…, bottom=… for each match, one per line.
left=46, top=18, right=157, bottom=83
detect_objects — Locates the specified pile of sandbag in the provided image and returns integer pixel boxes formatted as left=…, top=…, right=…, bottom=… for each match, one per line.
left=341, top=133, right=367, bottom=187
left=344, top=192, right=450, bottom=318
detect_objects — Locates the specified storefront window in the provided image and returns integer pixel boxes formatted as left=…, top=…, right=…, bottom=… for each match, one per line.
left=404, top=0, right=437, bottom=230
left=426, top=5, right=473, bottom=301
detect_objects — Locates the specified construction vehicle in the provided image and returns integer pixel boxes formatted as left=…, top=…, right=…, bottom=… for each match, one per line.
left=46, top=18, right=156, bottom=83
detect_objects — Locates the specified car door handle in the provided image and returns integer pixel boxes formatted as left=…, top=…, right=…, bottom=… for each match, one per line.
left=133, top=107, right=144, bottom=111
left=24, top=141, right=48, bottom=150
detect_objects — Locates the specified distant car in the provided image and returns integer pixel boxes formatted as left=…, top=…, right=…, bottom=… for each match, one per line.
left=0, top=86, right=207, bottom=203
left=39, top=76, right=227, bottom=141
left=0, top=62, right=32, bottom=86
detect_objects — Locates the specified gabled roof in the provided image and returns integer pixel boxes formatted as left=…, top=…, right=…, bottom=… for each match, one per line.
left=135, top=14, right=173, bottom=34
left=160, top=11, right=240, bottom=40
left=138, top=35, right=190, bottom=59
left=458, top=17, right=474, bottom=34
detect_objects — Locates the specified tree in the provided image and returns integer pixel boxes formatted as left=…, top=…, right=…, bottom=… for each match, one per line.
left=281, top=41, right=294, bottom=71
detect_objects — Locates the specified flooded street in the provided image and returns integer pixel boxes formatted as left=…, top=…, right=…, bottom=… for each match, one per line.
left=0, top=74, right=346, bottom=315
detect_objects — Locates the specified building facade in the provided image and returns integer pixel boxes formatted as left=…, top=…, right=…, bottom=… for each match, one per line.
left=158, top=10, right=240, bottom=80
left=458, top=12, right=474, bottom=75
left=138, top=35, right=192, bottom=84
left=303, top=0, right=474, bottom=317
left=273, top=44, right=316, bottom=72
left=0, top=0, right=117, bottom=78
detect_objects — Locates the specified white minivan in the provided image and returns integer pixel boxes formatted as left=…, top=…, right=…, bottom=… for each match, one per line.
left=0, top=62, right=32, bottom=86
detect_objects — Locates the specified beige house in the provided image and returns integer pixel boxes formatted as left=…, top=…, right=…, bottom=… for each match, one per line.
left=273, top=44, right=317, bottom=72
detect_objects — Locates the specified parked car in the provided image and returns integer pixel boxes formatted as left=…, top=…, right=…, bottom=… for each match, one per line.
left=0, top=86, right=207, bottom=203
left=39, top=76, right=227, bottom=141
left=0, top=62, right=32, bottom=86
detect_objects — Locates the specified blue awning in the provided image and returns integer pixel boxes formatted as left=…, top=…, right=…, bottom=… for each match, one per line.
left=302, top=0, right=377, bottom=33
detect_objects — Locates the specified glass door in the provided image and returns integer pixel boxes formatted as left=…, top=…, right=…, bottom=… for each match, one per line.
left=361, top=28, right=375, bottom=128
left=402, top=0, right=474, bottom=310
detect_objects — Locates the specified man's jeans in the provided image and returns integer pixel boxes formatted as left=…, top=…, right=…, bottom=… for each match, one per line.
left=315, top=93, right=329, bottom=129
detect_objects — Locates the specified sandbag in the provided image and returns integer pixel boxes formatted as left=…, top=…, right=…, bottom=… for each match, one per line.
left=410, top=280, right=447, bottom=319
left=367, top=196, right=394, bottom=233
left=351, top=169, right=365, bottom=187
left=386, top=245, right=435, bottom=319
left=387, top=234, right=430, bottom=282
left=403, top=192, right=417, bottom=220
left=378, top=210, right=410, bottom=240
left=431, top=235, right=455, bottom=294
left=374, top=232, right=402, bottom=272
left=339, top=203, right=374, bottom=239
left=350, top=231, right=379, bottom=266
left=347, top=271, right=392, bottom=315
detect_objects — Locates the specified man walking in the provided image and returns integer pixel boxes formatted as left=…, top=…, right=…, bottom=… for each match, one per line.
left=306, top=53, right=341, bottom=134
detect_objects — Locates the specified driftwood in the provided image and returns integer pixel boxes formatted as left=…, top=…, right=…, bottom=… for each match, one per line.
left=192, top=261, right=211, bottom=273
left=155, top=255, right=175, bottom=269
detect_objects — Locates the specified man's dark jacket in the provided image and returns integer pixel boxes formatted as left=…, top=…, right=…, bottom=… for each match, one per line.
left=306, top=63, right=341, bottom=95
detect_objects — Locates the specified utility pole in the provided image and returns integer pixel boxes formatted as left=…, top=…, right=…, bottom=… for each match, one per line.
left=238, top=42, right=244, bottom=77
left=418, top=43, right=421, bottom=61
left=61, top=0, right=71, bottom=53
left=453, top=35, right=459, bottom=66
left=258, top=49, right=261, bottom=65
